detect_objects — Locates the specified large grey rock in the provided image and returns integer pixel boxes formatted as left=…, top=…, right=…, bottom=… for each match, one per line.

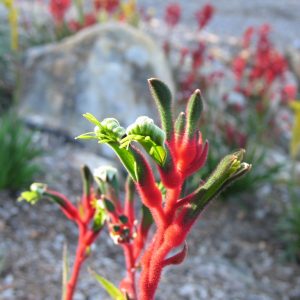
left=19, top=22, right=174, bottom=141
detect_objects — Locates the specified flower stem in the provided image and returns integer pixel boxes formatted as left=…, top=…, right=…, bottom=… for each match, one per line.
left=65, top=225, right=86, bottom=300
left=122, top=244, right=137, bottom=299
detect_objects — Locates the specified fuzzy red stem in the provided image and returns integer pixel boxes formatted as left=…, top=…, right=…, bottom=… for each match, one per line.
left=65, top=223, right=86, bottom=300
left=121, top=244, right=137, bottom=299
left=164, top=186, right=182, bottom=223
left=139, top=235, right=171, bottom=300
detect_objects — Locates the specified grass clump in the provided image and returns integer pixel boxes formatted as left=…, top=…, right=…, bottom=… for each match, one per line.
left=0, top=111, right=43, bottom=191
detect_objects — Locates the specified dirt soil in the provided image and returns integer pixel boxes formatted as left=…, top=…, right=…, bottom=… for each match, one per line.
left=0, top=134, right=300, bottom=300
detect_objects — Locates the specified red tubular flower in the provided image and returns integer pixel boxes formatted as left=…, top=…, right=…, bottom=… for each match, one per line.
left=49, top=0, right=71, bottom=24
left=68, top=13, right=97, bottom=32
left=83, top=13, right=97, bottom=27
left=164, top=3, right=181, bottom=27
left=179, top=47, right=189, bottom=65
left=242, top=26, right=254, bottom=48
left=94, top=0, right=120, bottom=13
left=45, top=189, right=79, bottom=221
left=232, top=56, right=246, bottom=81
left=192, top=41, right=206, bottom=70
left=282, top=85, right=297, bottom=104
left=68, top=20, right=81, bottom=32
left=195, top=4, right=215, bottom=30
left=232, top=23, right=291, bottom=106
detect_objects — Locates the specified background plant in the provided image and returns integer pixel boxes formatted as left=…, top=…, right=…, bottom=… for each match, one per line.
left=0, top=0, right=18, bottom=113
left=279, top=101, right=300, bottom=261
left=48, top=0, right=140, bottom=40
left=0, top=111, right=43, bottom=191
left=160, top=4, right=298, bottom=199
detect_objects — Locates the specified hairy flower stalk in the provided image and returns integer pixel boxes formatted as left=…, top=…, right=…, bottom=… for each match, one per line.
left=19, top=166, right=106, bottom=300
left=75, top=78, right=251, bottom=299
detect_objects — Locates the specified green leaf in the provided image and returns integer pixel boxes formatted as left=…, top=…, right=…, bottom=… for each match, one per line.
left=61, top=243, right=69, bottom=300
left=74, top=132, right=98, bottom=140
left=82, top=113, right=103, bottom=127
left=91, top=270, right=126, bottom=300
left=140, top=139, right=166, bottom=166
left=148, top=78, right=173, bottom=140
left=109, top=143, right=138, bottom=181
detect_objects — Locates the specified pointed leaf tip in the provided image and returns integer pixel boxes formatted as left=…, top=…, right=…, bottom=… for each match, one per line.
left=90, top=269, right=126, bottom=300
left=148, top=78, right=173, bottom=140
left=175, top=112, right=186, bottom=136
left=184, top=150, right=251, bottom=221
left=162, top=242, right=188, bottom=267
left=81, top=165, right=94, bottom=196
left=186, top=89, right=204, bottom=138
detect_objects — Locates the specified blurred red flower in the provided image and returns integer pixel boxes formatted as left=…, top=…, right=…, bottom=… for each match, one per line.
left=164, top=3, right=181, bottom=27
left=68, top=13, right=97, bottom=32
left=242, top=26, right=254, bottom=48
left=232, top=56, right=246, bottom=81
left=282, top=85, right=297, bottom=104
left=94, top=0, right=120, bottom=13
left=195, top=4, right=214, bottom=30
left=49, top=0, right=71, bottom=23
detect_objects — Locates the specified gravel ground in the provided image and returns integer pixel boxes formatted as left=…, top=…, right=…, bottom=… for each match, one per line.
left=1, top=135, right=300, bottom=300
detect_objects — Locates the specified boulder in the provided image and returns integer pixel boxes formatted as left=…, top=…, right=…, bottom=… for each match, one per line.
left=19, top=22, right=175, bottom=148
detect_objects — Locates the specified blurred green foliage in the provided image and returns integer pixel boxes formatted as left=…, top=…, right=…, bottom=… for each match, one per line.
left=0, top=23, right=14, bottom=114
left=0, top=111, right=43, bottom=191
left=280, top=192, right=300, bottom=262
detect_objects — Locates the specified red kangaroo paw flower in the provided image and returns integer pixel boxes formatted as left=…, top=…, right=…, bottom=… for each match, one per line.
left=45, top=190, right=79, bottom=221
left=184, top=140, right=209, bottom=177
left=164, top=3, right=181, bottom=28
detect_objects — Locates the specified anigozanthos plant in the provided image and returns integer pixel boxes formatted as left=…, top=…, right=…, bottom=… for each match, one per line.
left=75, top=78, right=251, bottom=299
left=19, top=166, right=106, bottom=300
left=20, top=78, right=250, bottom=299
left=0, top=0, right=19, bottom=51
